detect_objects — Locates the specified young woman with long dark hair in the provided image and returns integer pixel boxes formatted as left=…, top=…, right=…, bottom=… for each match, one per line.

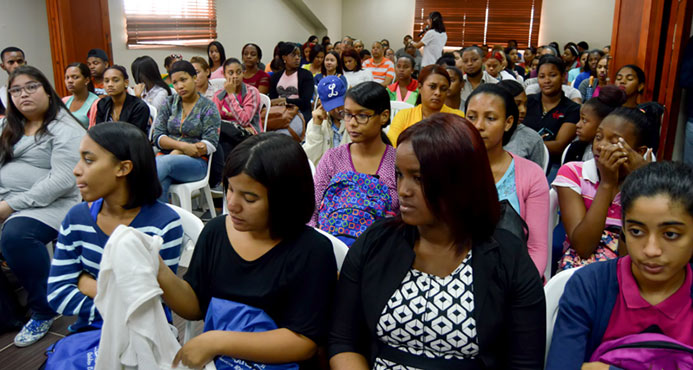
left=408, top=11, right=448, bottom=67
left=131, top=56, right=172, bottom=112
left=207, top=41, right=226, bottom=80
left=0, top=65, right=84, bottom=346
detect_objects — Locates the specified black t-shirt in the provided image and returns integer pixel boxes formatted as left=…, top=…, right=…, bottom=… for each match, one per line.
left=184, top=216, right=337, bottom=344
left=524, top=92, right=580, bottom=139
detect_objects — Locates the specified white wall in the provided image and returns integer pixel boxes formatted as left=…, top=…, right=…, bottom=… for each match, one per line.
left=341, top=0, right=416, bottom=50
left=538, top=0, right=615, bottom=49
left=302, top=0, right=343, bottom=41
left=109, top=0, right=331, bottom=76
left=0, top=0, right=54, bottom=88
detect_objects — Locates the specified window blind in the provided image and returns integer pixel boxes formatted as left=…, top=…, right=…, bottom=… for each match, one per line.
left=413, top=0, right=542, bottom=49
left=124, top=0, right=217, bottom=47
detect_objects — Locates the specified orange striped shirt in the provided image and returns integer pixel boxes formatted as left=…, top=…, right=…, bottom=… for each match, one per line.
left=362, top=58, right=395, bottom=84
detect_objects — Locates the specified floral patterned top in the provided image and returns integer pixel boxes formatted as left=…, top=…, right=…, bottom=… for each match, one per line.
left=153, top=93, right=220, bottom=155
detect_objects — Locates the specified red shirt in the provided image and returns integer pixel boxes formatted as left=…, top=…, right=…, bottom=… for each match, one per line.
left=602, top=255, right=693, bottom=345
left=243, top=70, right=270, bottom=91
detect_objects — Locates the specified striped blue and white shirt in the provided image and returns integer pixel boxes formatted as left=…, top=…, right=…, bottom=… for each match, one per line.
left=47, top=199, right=183, bottom=329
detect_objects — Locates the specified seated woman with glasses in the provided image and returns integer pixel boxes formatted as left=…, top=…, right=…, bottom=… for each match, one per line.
left=310, top=82, right=398, bottom=244
left=387, top=64, right=464, bottom=146
left=0, top=66, right=85, bottom=346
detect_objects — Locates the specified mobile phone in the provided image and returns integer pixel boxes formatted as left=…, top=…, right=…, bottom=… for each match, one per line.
left=537, top=127, right=555, bottom=141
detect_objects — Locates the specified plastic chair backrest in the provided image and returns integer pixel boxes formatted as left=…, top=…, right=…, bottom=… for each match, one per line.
left=561, top=144, right=570, bottom=165
left=389, top=101, right=414, bottom=122
left=165, top=203, right=204, bottom=268
left=542, top=143, right=550, bottom=173
left=544, top=266, right=581, bottom=362
left=313, top=85, right=319, bottom=110
left=308, top=157, right=316, bottom=176
left=260, top=93, right=271, bottom=132
left=147, top=103, right=158, bottom=141
left=314, top=228, right=348, bottom=272
left=546, top=188, right=559, bottom=279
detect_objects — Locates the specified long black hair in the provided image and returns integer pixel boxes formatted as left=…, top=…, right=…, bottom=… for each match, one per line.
left=131, top=56, right=172, bottom=96
left=87, top=122, right=162, bottom=208
left=207, top=41, right=226, bottom=69
left=321, top=51, right=344, bottom=76
left=345, top=82, right=391, bottom=145
left=429, top=11, right=446, bottom=33
left=1, top=66, right=81, bottom=162
left=466, top=83, right=519, bottom=145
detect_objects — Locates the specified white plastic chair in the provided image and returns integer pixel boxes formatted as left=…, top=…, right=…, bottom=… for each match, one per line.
left=166, top=204, right=204, bottom=269
left=168, top=152, right=216, bottom=219
left=560, top=143, right=571, bottom=165
left=542, top=144, right=550, bottom=173
left=314, top=228, right=349, bottom=273
left=313, top=85, right=319, bottom=110
left=546, top=188, right=559, bottom=280
left=544, top=266, right=581, bottom=362
left=386, top=101, right=414, bottom=135
left=166, top=204, right=205, bottom=344
left=260, top=93, right=271, bottom=132
left=389, top=101, right=414, bottom=121
left=147, top=103, right=158, bottom=141
left=308, top=157, right=316, bottom=177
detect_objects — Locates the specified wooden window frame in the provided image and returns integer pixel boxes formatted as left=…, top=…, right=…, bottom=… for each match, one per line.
left=124, top=0, right=217, bottom=48
left=413, top=0, right=542, bottom=49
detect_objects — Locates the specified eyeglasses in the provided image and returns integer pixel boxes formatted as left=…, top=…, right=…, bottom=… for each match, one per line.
left=8, top=82, right=42, bottom=97
left=343, top=111, right=376, bottom=125
left=169, top=54, right=182, bottom=59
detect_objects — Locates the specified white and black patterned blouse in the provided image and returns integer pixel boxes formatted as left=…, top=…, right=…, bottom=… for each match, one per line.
left=374, top=251, right=479, bottom=370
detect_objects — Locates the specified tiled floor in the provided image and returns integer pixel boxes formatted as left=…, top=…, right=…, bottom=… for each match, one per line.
left=0, top=269, right=205, bottom=369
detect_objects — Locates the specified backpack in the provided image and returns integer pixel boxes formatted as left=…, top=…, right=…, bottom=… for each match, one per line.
left=589, top=333, right=693, bottom=369
left=42, top=329, right=101, bottom=370
left=496, top=199, right=529, bottom=245
left=203, top=298, right=298, bottom=370
left=318, top=171, right=395, bottom=246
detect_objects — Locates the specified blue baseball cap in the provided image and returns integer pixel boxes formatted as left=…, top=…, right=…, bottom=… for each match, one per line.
left=317, top=76, right=347, bottom=112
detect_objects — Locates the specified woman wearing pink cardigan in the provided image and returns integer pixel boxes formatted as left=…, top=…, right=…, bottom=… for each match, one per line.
left=465, top=85, right=550, bottom=277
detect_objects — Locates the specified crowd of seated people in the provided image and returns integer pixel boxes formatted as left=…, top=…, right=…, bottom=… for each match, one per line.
left=0, top=9, right=688, bottom=368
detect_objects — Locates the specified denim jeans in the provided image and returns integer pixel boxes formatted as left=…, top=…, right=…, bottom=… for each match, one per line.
left=156, top=154, right=208, bottom=202
left=0, top=217, right=57, bottom=319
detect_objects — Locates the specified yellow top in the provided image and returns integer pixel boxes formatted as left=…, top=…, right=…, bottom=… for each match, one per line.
left=387, top=104, right=465, bottom=147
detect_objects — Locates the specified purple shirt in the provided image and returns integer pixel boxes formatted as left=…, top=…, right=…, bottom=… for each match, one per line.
left=602, top=255, right=693, bottom=346
left=310, top=143, right=398, bottom=226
